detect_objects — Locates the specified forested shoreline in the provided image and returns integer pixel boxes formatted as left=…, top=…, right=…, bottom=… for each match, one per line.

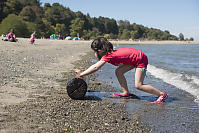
left=0, top=0, right=193, bottom=41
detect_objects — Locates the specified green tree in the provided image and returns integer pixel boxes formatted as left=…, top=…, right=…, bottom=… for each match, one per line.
left=132, top=24, right=144, bottom=38
left=120, top=29, right=131, bottom=40
left=70, top=18, right=84, bottom=37
left=44, top=3, right=74, bottom=27
left=0, top=0, right=6, bottom=22
left=75, top=11, right=92, bottom=31
left=91, top=17, right=105, bottom=34
left=131, top=30, right=140, bottom=39
left=19, top=6, right=36, bottom=22
left=3, top=0, right=23, bottom=16
left=104, top=19, right=118, bottom=34
left=82, top=29, right=101, bottom=40
left=82, top=26, right=102, bottom=40
left=19, top=4, right=44, bottom=38
left=104, top=34, right=111, bottom=39
left=165, top=30, right=170, bottom=34
left=44, top=3, right=51, bottom=11
left=118, top=20, right=131, bottom=31
left=41, top=18, right=55, bottom=38
left=95, top=17, right=118, bottom=35
left=2, top=0, right=41, bottom=21
left=189, top=37, right=194, bottom=41
left=31, top=5, right=44, bottom=21
left=179, top=33, right=184, bottom=41
left=55, top=23, right=67, bottom=39
left=26, top=22, right=36, bottom=33
left=168, top=35, right=178, bottom=40
left=0, top=14, right=30, bottom=37
left=19, top=0, right=40, bottom=7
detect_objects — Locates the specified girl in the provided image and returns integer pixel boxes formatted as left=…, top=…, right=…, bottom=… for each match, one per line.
left=30, top=31, right=36, bottom=44
left=75, top=37, right=168, bottom=103
left=7, top=29, right=17, bottom=42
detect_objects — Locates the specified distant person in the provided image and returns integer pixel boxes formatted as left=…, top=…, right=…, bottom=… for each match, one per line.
left=7, top=29, right=17, bottom=42
left=65, top=36, right=71, bottom=40
left=74, top=37, right=168, bottom=103
left=1, top=33, right=6, bottom=40
left=30, top=31, right=36, bottom=44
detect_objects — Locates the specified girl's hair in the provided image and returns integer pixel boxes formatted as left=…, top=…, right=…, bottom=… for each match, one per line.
left=10, top=29, right=14, bottom=33
left=91, top=37, right=113, bottom=60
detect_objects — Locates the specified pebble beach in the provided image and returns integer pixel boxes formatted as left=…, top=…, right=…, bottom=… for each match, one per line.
left=0, top=38, right=150, bottom=132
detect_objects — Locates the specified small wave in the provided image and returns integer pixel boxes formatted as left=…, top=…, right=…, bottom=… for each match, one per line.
left=192, top=76, right=199, bottom=86
left=194, top=96, right=199, bottom=103
left=147, top=64, right=199, bottom=98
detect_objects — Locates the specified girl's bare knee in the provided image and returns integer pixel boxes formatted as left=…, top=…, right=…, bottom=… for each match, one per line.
left=135, top=83, right=142, bottom=90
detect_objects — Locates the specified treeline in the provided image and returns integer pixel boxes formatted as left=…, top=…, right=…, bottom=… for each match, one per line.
left=0, top=0, right=193, bottom=40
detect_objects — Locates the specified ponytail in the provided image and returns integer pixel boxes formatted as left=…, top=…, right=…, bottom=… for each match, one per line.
left=91, top=37, right=113, bottom=53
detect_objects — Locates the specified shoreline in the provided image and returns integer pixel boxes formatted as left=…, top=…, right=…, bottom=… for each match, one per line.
left=2, top=37, right=199, bottom=45
left=38, top=39, right=199, bottom=45
left=41, top=39, right=199, bottom=45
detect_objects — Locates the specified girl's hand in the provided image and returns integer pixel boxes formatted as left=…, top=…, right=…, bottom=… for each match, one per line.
left=74, top=69, right=83, bottom=78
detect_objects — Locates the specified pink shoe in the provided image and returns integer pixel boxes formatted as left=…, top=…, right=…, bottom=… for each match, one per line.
left=153, top=91, right=168, bottom=103
left=112, top=93, right=131, bottom=97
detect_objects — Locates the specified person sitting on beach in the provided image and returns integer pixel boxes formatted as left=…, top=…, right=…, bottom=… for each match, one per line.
left=7, top=29, right=17, bottom=42
left=30, top=31, right=36, bottom=44
left=1, top=33, right=6, bottom=40
left=74, top=37, right=168, bottom=103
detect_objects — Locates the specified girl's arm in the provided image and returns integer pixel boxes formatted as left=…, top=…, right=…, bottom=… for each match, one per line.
left=75, top=60, right=106, bottom=77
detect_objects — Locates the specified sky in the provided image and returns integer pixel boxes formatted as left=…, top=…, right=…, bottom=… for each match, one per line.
left=40, top=0, right=199, bottom=41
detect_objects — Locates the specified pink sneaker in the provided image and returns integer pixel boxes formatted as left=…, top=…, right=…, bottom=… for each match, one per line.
left=153, top=91, right=168, bottom=103
left=112, top=93, right=131, bottom=97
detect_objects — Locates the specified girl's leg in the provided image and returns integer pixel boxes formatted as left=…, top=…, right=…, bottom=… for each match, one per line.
left=135, top=68, right=163, bottom=97
left=115, top=64, right=134, bottom=94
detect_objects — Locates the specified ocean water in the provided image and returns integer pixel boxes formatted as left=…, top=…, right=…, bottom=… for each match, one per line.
left=92, top=44, right=199, bottom=133
left=98, top=44, right=199, bottom=101
left=93, top=44, right=199, bottom=133
left=88, top=44, right=199, bottom=132
left=137, top=44, right=199, bottom=98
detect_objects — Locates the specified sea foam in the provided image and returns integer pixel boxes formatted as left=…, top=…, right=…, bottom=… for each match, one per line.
left=147, top=64, right=199, bottom=98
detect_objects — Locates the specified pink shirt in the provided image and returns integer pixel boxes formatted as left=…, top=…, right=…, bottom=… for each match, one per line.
left=7, top=32, right=13, bottom=40
left=101, top=48, right=145, bottom=67
left=31, top=33, right=35, bottom=38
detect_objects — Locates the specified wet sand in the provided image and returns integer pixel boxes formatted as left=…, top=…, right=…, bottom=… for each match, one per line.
left=0, top=38, right=149, bottom=132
